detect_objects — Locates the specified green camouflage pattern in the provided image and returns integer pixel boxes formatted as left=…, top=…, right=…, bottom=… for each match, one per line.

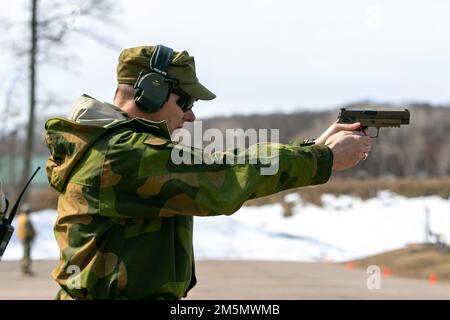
left=45, top=95, right=333, bottom=299
left=117, top=45, right=216, bottom=100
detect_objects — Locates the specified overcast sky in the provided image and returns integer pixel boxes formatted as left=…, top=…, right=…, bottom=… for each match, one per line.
left=1, top=0, right=450, bottom=120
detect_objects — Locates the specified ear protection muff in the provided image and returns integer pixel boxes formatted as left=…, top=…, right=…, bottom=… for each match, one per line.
left=134, top=45, right=175, bottom=113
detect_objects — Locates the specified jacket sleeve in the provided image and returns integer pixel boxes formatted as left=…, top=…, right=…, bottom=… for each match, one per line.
left=99, top=135, right=333, bottom=218
left=289, top=137, right=316, bottom=147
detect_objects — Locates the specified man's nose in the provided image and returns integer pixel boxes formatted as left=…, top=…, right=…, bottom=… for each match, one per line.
left=183, top=110, right=196, bottom=122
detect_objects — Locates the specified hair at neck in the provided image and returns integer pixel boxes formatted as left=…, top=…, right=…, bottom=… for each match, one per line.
left=113, top=84, right=135, bottom=107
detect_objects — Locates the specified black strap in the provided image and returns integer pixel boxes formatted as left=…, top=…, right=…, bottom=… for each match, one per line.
left=7, top=167, right=40, bottom=224
left=149, top=45, right=173, bottom=76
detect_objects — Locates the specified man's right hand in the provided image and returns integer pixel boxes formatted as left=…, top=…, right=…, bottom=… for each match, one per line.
left=324, top=130, right=372, bottom=171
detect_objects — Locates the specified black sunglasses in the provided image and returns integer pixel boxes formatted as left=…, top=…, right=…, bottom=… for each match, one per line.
left=172, top=88, right=196, bottom=112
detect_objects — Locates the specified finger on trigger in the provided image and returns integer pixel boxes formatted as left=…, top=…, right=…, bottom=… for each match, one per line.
left=354, top=131, right=366, bottom=137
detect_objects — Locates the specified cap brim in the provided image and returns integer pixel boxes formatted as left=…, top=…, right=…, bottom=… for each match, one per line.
left=179, top=82, right=216, bottom=101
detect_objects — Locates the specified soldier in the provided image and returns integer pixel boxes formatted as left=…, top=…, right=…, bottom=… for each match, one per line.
left=45, top=44, right=371, bottom=299
left=17, top=203, right=37, bottom=276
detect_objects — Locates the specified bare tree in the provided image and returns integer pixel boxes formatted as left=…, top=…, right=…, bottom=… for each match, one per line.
left=24, top=0, right=38, bottom=197
left=4, top=0, right=119, bottom=198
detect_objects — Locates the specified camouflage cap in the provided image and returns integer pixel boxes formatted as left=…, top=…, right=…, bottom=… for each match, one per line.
left=117, top=45, right=216, bottom=101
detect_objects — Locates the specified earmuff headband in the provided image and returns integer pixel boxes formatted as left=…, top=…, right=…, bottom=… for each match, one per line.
left=150, top=45, right=174, bottom=76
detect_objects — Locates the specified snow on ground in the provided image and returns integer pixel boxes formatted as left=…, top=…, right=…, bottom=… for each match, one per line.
left=2, top=192, right=450, bottom=262
left=2, top=209, right=60, bottom=261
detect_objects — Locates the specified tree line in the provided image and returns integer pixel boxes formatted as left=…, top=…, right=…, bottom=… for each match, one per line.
left=1, top=103, right=448, bottom=179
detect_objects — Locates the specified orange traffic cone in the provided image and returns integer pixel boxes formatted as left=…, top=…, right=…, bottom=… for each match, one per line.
left=346, top=262, right=354, bottom=269
left=428, top=273, right=438, bottom=285
left=383, top=267, right=392, bottom=277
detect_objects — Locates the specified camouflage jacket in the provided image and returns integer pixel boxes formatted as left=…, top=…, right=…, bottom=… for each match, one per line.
left=45, top=94, right=333, bottom=300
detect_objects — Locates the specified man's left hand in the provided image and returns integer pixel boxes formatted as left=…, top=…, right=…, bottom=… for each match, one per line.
left=315, top=121, right=369, bottom=145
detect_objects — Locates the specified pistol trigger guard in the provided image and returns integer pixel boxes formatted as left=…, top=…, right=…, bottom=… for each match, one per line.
left=371, top=128, right=380, bottom=138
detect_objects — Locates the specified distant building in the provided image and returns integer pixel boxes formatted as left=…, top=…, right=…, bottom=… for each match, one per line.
left=0, top=156, right=49, bottom=187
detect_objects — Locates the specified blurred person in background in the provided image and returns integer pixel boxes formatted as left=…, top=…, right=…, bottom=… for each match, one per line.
left=17, top=203, right=37, bottom=276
